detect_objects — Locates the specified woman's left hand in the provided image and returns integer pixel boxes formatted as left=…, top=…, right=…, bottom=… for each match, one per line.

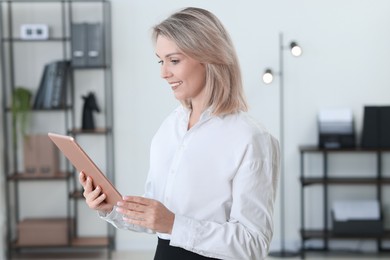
left=116, top=196, right=175, bottom=234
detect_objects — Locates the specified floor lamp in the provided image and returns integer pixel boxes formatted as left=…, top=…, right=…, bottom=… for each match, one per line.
left=262, top=32, right=302, bottom=257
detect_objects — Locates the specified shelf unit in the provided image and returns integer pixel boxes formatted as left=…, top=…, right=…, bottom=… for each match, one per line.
left=299, top=145, right=390, bottom=258
left=0, top=0, right=115, bottom=258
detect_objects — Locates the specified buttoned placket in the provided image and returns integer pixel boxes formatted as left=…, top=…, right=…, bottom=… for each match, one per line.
left=163, top=108, right=213, bottom=206
left=164, top=134, right=190, bottom=205
left=163, top=108, right=190, bottom=206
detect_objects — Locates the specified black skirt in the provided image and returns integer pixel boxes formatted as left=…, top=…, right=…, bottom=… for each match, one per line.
left=154, top=238, right=220, bottom=260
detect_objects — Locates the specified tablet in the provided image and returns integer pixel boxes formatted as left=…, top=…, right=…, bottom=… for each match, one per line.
left=48, top=132, right=121, bottom=206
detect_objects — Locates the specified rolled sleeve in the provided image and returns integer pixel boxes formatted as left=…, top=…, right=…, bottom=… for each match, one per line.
left=98, top=206, right=155, bottom=234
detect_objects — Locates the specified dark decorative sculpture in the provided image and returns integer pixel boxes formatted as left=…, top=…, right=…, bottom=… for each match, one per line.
left=82, top=92, right=100, bottom=130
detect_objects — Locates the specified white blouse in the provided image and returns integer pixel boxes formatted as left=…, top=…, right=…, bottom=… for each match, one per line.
left=100, top=106, right=280, bottom=260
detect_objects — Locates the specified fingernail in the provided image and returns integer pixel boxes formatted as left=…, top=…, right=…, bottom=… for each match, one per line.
left=117, top=201, right=123, bottom=206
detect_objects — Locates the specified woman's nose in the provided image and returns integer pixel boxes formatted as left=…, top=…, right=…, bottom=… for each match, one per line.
left=160, top=64, right=172, bottom=79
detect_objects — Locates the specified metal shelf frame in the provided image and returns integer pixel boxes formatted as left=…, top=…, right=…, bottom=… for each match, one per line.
left=299, top=146, right=390, bottom=259
left=0, top=0, right=115, bottom=258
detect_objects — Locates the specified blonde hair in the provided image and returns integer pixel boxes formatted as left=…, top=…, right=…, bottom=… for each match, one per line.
left=152, top=7, right=248, bottom=116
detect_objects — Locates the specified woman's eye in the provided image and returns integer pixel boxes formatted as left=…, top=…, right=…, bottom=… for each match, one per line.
left=171, top=59, right=179, bottom=64
left=158, top=60, right=163, bottom=65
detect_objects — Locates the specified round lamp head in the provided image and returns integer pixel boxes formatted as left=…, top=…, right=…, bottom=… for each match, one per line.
left=290, top=42, right=302, bottom=57
left=262, top=69, right=274, bottom=84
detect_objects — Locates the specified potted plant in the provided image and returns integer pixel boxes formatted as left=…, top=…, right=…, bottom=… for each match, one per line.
left=11, top=87, right=32, bottom=144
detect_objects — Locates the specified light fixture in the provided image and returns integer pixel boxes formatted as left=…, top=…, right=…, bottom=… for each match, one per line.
left=263, top=33, right=302, bottom=258
left=262, top=69, right=274, bottom=84
left=290, top=41, right=302, bottom=57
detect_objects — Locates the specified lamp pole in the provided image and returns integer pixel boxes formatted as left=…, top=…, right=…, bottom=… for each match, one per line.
left=267, top=32, right=301, bottom=257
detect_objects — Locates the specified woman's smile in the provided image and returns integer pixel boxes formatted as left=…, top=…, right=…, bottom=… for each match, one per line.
left=169, top=81, right=183, bottom=90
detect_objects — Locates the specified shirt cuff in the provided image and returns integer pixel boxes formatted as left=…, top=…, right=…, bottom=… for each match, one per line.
left=98, top=206, right=118, bottom=219
left=170, top=214, right=197, bottom=249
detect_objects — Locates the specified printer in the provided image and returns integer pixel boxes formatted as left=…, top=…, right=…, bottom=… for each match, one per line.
left=318, top=108, right=355, bottom=149
left=332, top=200, right=383, bottom=236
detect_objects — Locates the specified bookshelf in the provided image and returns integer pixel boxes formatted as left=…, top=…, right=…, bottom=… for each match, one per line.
left=0, top=0, right=115, bottom=258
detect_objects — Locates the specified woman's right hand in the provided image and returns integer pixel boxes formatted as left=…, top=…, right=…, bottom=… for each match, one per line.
left=79, top=171, right=113, bottom=214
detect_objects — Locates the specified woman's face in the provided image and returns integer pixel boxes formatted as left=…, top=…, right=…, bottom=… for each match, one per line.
left=155, top=36, right=206, bottom=104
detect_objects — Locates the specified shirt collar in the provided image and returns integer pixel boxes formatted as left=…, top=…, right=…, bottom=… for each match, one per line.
left=176, top=105, right=215, bottom=128
left=199, top=107, right=213, bottom=122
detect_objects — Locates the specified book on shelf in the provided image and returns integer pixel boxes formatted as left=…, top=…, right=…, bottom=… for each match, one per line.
left=33, top=60, right=70, bottom=109
left=51, top=61, right=69, bottom=108
left=42, top=62, right=57, bottom=109
left=33, top=63, right=49, bottom=109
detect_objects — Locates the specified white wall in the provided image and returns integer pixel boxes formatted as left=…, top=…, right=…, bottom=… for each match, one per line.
left=1, top=0, right=390, bottom=256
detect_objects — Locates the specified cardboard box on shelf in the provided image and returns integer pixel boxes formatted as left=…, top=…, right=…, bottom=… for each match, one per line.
left=23, top=134, right=59, bottom=176
left=17, top=218, right=71, bottom=246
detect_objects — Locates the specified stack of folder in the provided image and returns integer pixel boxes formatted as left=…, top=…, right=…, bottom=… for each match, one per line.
left=361, top=106, right=390, bottom=148
left=71, top=23, right=105, bottom=67
left=33, top=60, right=69, bottom=109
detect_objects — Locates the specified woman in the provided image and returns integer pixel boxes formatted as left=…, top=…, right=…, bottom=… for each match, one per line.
left=80, top=7, right=279, bottom=260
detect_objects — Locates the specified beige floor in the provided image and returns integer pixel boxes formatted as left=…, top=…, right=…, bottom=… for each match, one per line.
left=11, top=250, right=390, bottom=260
left=113, top=250, right=390, bottom=260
